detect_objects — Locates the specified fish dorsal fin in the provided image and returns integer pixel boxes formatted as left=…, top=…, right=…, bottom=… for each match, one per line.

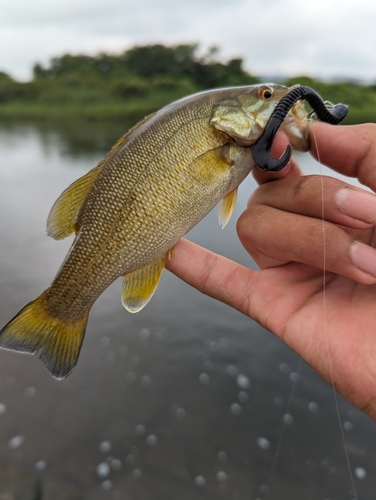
left=122, top=251, right=169, bottom=313
left=47, top=162, right=105, bottom=240
left=47, top=112, right=157, bottom=241
left=108, top=112, right=157, bottom=157
left=218, top=188, right=238, bottom=229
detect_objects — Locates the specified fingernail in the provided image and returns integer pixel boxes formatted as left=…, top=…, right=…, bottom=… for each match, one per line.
left=336, top=188, right=376, bottom=223
left=351, top=241, right=376, bottom=277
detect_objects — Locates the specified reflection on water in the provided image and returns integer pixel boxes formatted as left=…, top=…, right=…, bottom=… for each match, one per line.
left=0, top=122, right=375, bottom=500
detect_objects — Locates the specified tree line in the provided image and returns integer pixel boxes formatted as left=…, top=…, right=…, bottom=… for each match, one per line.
left=0, top=44, right=374, bottom=123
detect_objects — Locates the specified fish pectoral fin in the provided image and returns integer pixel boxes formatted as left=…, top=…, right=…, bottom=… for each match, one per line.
left=122, top=251, right=169, bottom=313
left=218, top=188, right=238, bottom=229
left=47, top=162, right=105, bottom=240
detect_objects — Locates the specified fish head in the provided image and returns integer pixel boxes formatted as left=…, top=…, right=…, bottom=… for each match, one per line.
left=211, top=83, right=310, bottom=151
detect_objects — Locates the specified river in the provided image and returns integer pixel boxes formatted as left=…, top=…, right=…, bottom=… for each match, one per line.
left=0, top=121, right=374, bottom=500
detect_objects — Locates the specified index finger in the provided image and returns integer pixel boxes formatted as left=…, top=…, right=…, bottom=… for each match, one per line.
left=309, top=122, right=376, bottom=191
left=252, top=130, right=303, bottom=185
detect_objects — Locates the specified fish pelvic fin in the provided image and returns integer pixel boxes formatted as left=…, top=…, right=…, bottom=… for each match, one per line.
left=122, top=251, right=169, bottom=313
left=218, top=188, right=238, bottom=229
left=47, top=162, right=105, bottom=240
left=0, top=294, right=88, bottom=379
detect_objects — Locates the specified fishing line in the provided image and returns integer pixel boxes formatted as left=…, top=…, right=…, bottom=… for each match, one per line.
left=265, top=357, right=301, bottom=497
left=312, top=126, right=359, bottom=500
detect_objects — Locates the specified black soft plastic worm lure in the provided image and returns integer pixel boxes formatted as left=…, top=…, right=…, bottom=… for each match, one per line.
left=252, top=86, right=349, bottom=172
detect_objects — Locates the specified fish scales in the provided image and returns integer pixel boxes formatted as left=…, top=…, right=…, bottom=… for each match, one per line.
left=0, top=84, right=310, bottom=378
left=46, top=93, right=230, bottom=315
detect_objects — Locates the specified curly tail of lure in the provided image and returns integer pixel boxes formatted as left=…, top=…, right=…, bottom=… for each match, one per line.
left=252, top=86, right=349, bottom=172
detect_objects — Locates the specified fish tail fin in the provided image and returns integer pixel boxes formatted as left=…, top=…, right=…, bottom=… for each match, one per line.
left=0, top=293, right=88, bottom=379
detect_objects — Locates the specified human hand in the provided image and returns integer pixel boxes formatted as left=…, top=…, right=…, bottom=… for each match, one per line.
left=166, top=122, right=376, bottom=420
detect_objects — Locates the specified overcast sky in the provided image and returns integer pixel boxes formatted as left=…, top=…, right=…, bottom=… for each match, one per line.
left=1, top=0, right=375, bottom=82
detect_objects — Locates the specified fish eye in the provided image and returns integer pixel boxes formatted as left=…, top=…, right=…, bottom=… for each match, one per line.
left=258, top=87, right=273, bottom=99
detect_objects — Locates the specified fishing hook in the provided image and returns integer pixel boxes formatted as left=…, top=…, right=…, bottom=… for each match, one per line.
left=252, top=86, right=349, bottom=172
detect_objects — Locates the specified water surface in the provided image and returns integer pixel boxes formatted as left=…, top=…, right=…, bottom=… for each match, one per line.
left=0, top=122, right=374, bottom=500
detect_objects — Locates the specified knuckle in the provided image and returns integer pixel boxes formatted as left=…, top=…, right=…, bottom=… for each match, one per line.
left=198, top=251, right=219, bottom=290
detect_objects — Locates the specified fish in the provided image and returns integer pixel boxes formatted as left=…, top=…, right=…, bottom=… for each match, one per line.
left=0, top=84, right=310, bottom=379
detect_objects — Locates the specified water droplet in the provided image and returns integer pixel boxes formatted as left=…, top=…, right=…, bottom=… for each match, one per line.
left=105, top=352, right=116, bottom=363
left=99, top=441, right=111, bottom=454
left=199, top=373, right=210, bottom=385
left=343, top=420, right=354, bottom=431
left=279, top=363, right=290, bottom=374
left=289, top=372, right=300, bottom=382
left=130, top=355, right=139, bottom=367
left=111, top=458, right=122, bottom=471
left=140, top=375, right=151, bottom=388
left=96, top=462, right=110, bottom=479
left=236, top=374, right=250, bottom=390
left=0, top=403, right=6, bottom=414
left=204, top=360, right=213, bottom=371
left=238, top=391, right=249, bottom=403
left=139, top=328, right=150, bottom=341
left=126, top=372, right=136, bottom=384
left=274, top=397, right=284, bottom=408
left=256, top=437, right=271, bottom=450
left=125, top=454, right=135, bottom=465
left=354, top=467, right=367, bottom=479
left=219, top=336, right=229, bottom=347
left=135, top=424, right=145, bottom=437
left=260, top=484, right=269, bottom=494
left=282, top=413, right=294, bottom=425
left=99, top=336, right=110, bottom=348
left=146, top=434, right=158, bottom=447
left=132, top=469, right=141, bottom=480
left=230, top=403, right=242, bottom=415
left=153, top=331, right=164, bottom=341
left=34, top=460, right=46, bottom=471
left=101, top=480, right=112, bottom=491
left=117, top=345, right=128, bottom=356
left=24, top=387, right=36, bottom=398
left=217, top=451, right=227, bottom=462
left=216, top=471, right=228, bottom=482
left=226, top=365, right=238, bottom=376
left=9, top=436, right=24, bottom=449
left=176, top=407, right=186, bottom=420
left=209, top=341, right=219, bottom=352
left=308, top=402, right=319, bottom=413
left=194, top=475, right=206, bottom=486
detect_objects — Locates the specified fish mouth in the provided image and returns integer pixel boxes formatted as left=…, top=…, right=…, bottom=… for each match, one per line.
left=251, top=100, right=309, bottom=152
left=279, top=93, right=310, bottom=152
left=252, top=85, right=348, bottom=172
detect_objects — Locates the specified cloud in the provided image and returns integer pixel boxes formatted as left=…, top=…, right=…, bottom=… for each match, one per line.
left=1, top=0, right=376, bottom=81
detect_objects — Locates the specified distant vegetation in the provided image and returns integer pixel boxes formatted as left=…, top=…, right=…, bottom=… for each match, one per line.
left=0, top=44, right=375, bottom=124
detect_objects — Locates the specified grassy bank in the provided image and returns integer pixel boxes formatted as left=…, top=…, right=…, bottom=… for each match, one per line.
left=0, top=45, right=375, bottom=124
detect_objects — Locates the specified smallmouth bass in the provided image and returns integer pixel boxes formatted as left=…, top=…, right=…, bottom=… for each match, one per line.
left=0, top=84, right=309, bottom=378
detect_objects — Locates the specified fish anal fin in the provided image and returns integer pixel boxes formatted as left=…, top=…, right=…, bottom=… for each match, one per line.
left=0, top=293, right=88, bottom=379
left=218, top=188, right=238, bottom=229
left=122, top=251, right=169, bottom=313
left=47, top=162, right=105, bottom=240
